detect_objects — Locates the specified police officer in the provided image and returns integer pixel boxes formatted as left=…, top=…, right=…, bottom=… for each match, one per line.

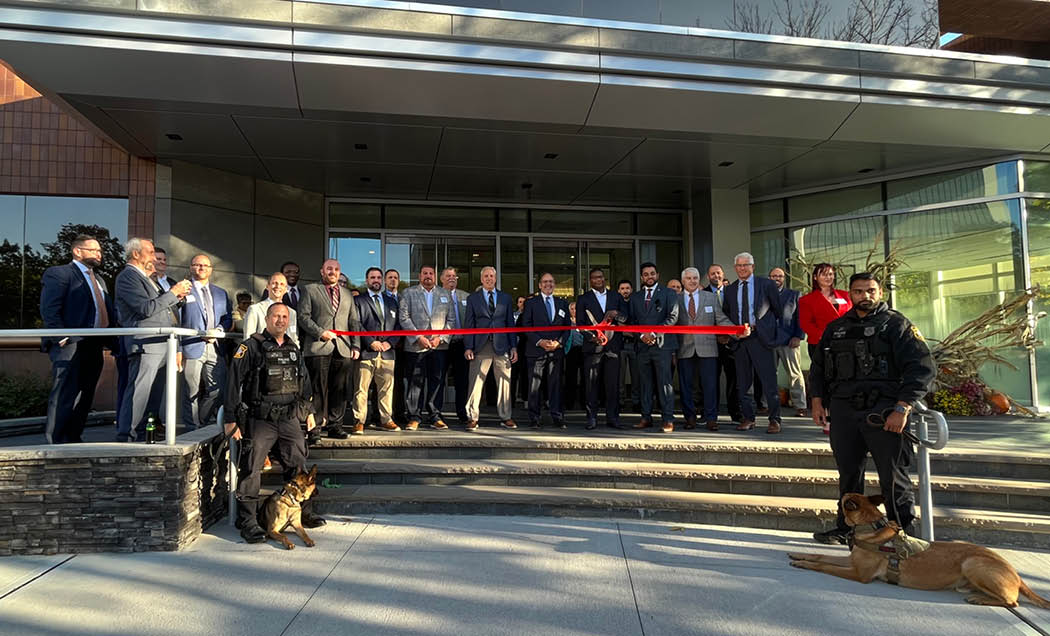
left=224, top=302, right=326, bottom=543
left=809, top=272, right=936, bottom=545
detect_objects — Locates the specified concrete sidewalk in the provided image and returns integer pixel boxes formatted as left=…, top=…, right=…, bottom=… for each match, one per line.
left=1, top=515, right=1048, bottom=636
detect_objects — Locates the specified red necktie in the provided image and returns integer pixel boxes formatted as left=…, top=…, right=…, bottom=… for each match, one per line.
left=688, top=293, right=696, bottom=320
left=328, top=285, right=339, bottom=311
left=645, top=288, right=652, bottom=309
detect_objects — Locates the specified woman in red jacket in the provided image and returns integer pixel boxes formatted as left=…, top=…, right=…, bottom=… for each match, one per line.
left=798, top=263, right=852, bottom=433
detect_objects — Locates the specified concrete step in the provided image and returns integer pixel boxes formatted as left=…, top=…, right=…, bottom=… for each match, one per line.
left=310, top=484, right=1050, bottom=549
left=289, top=458, right=1050, bottom=512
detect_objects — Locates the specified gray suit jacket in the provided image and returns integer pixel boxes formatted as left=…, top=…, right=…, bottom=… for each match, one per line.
left=678, top=289, right=733, bottom=359
left=398, top=284, right=454, bottom=353
left=297, top=283, right=361, bottom=358
left=445, top=288, right=470, bottom=343
left=114, top=264, right=181, bottom=355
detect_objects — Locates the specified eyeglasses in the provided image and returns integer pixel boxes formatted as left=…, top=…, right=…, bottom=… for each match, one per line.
left=191, top=263, right=212, bottom=269
left=75, top=247, right=102, bottom=253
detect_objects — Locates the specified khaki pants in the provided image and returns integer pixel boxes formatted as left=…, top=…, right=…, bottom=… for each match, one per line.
left=466, top=341, right=513, bottom=421
left=774, top=344, right=807, bottom=409
left=354, top=356, right=395, bottom=425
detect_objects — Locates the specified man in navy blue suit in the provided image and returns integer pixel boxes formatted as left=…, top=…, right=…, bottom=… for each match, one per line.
left=463, top=266, right=518, bottom=430
left=722, top=252, right=784, bottom=434
left=519, top=272, right=571, bottom=428
left=628, top=262, right=680, bottom=433
left=577, top=267, right=628, bottom=430
left=353, top=267, right=402, bottom=433
left=39, top=234, right=118, bottom=443
left=177, top=253, right=232, bottom=431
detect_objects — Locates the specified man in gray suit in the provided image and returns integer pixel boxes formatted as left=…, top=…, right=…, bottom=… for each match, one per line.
left=297, top=259, right=361, bottom=440
left=678, top=267, right=734, bottom=431
left=440, top=266, right=471, bottom=426
left=398, top=265, right=454, bottom=431
left=114, top=238, right=192, bottom=442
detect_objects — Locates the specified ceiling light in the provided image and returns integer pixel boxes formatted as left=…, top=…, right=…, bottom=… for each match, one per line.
left=718, top=161, right=734, bottom=167
left=165, top=133, right=183, bottom=141
left=360, top=176, right=372, bottom=183
left=544, top=153, right=559, bottom=159
left=858, top=167, right=875, bottom=173
left=368, top=250, right=375, bottom=255
left=354, top=143, right=368, bottom=150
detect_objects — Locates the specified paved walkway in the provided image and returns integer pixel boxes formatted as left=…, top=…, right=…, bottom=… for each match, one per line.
left=2, top=515, right=1048, bottom=636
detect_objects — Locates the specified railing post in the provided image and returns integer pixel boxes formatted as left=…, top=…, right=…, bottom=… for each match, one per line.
left=916, top=414, right=934, bottom=541
left=165, top=332, right=178, bottom=445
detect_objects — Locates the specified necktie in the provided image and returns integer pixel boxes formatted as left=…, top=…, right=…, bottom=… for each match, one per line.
left=488, top=291, right=496, bottom=314
left=645, top=288, right=652, bottom=310
left=741, top=280, right=750, bottom=326
left=452, top=293, right=460, bottom=327
left=546, top=296, right=554, bottom=322
left=202, top=285, right=214, bottom=330
left=373, top=293, right=382, bottom=320
left=328, top=285, right=339, bottom=312
left=688, top=292, right=696, bottom=320
left=87, top=269, right=109, bottom=328
left=290, top=287, right=298, bottom=308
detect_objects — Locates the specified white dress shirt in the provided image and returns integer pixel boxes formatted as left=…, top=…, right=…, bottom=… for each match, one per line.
left=73, top=260, right=106, bottom=328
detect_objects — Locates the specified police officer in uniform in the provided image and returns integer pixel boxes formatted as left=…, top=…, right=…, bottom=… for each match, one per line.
left=809, top=272, right=936, bottom=545
left=224, top=302, right=326, bottom=543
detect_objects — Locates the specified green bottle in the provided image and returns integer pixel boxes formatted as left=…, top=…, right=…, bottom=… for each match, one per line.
left=145, top=414, right=156, bottom=444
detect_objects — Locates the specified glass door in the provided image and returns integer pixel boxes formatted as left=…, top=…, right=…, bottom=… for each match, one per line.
left=385, top=234, right=440, bottom=288
left=329, top=232, right=381, bottom=290
left=533, top=239, right=580, bottom=300
left=585, top=240, right=635, bottom=291
left=445, top=236, right=497, bottom=294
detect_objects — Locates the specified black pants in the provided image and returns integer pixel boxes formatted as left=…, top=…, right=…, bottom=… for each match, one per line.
left=637, top=345, right=674, bottom=422
left=829, top=397, right=915, bottom=532
left=584, top=350, right=620, bottom=424
left=440, top=340, right=469, bottom=422
left=46, top=339, right=105, bottom=444
left=564, top=347, right=584, bottom=410
left=307, top=352, right=352, bottom=430
left=406, top=349, right=447, bottom=424
left=236, top=413, right=307, bottom=523
left=392, top=347, right=407, bottom=423
left=715, top=342, right=741, bottom=419
left=734, top=337, right=780, bottom=423
left=527, top=351, right=564, bottom=423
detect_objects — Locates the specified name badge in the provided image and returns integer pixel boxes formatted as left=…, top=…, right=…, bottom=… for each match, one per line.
left=389, top=309, right=396, bottom=317
left=704, top=306, right=713, bottom=313
left=440, top=297, right=449, bottom=303
left=185, top=295, right=196, bottom=303
left=557, top=309, right=566, bottom=318
left=461, top=300, right=467, bottom=306
left=833, top=298, right=846, bottom=304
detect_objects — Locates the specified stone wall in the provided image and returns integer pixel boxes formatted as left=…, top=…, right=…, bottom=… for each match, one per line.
left=0, top=426, right=229, bottom=556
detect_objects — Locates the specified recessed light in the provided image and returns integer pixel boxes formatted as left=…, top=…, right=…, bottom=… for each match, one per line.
left=360, top=176, right=372, bottom=183
left=368, top=250, right=375, bottom=255
left=858, top=167, right=875, bottom=173
left=165, top=133, right=183, bottom=141
left=544, top=153, right=559, bottom=159
left=718, top=161, right=734, bottom=167
left=521, top=182, right=533, bottom=190
left=354, top=143, right=368, bottom=150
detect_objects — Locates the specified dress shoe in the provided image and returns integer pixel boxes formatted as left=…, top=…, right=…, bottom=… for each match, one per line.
left=465, top=420, right=479, bottom=431
left=307, top=430, right=322, bottom=446
left=555, top=420, right=567, bottom=430
left=239, top=520, right=267, bottom=544
left=378, top=421, right=401, bottom=432
left=501, top=419, right=517, bottom=429
left=431, top=420, right=449, bottom=430
left=328, top=426, right=350, bottom=440
left=585, top=420, right=597, bottom=430
left=766, top=419, right=782, bottom=434
left=661, top=421, right=674, bottom=434
left=705, top=420, right=719, bottom=431
left=735, top=420, right=755, bottom=431
left=633, top=418, right=653, bottom=429
left=795, top=408, right=808, bottom=417
left=301, top=509, right=327, bottom=528
left=405, top=420, right=420, bottom=431
left=730, top=414, right=743, bottom=423
left=350, top=424, right=364, bottom=436
left=813, top=527, right=850, bottom=545
left=262, top=456, right=273, bottom=471
left=684, top=416, right=696, bottom=430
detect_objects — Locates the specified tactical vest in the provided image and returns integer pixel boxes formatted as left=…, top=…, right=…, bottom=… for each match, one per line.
left=823, top=310, right=900, bottom=385
left=251, top=333, right=300, bottom=397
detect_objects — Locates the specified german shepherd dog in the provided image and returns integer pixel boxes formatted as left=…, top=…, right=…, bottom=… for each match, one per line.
left=259, top=465, right=318, bottom=550
left=789, top=493, right=1050, bottom=608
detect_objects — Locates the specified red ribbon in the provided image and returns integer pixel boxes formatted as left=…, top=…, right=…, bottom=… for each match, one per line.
left=332, top=324, right=745, bottom=338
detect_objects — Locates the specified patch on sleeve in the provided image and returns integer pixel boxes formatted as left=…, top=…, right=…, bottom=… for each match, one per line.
left=233, top=344, right=249, bottom=359
left=910, top=325, right=925, bottom=342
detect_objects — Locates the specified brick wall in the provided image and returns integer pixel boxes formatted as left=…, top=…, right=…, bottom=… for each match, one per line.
left=0, top=427, right=229, bottom=556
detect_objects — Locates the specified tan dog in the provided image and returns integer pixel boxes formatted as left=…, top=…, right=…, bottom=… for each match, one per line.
left=259, top=465, right=318, bottom=550
left=788, top=493, right=1050, bottom=608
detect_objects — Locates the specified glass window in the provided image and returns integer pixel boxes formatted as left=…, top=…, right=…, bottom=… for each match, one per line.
left=385, top=235, right=440, bottom=289
left=498, top=209, right=529, bottom=233
left=1023, top=161, right=1050, bottom=193
left=329, top=203, right=381, bottom=228
left=890, top=200, right=1030, bottom=402
left=750, top=200, right=784, bottom=228
left=788, top=184, right=883, bottom=223
left=445, top=237, right=496, bottom=295
left=788, top=216, right=884, bottom=286
left=1026, top=198, right=1050, bottom=407
left=328, top=233, right=380, bottom=291
left=639, top=240, right=682, bottom=289
left=386, top=206, right=496, bottom=231
left=751, top=229, right=786, bottom=284
left=886, top=163, right=1018, bottom=210
left=637, top=212, right=682, bottom=237
left=0, top=195, right=26, bottom=328
left=586, top=241, right=635, bottom=295
left=532, top=210, right=632, bottom=235
left=499, top=236, right=529, bottom=299
left=533, top=239, right=579, bottom=299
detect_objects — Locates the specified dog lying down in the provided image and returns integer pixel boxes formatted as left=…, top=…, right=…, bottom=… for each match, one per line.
left=259, top=465, right=318, bottom=550
left=788, top=493, right=1050, bottom=609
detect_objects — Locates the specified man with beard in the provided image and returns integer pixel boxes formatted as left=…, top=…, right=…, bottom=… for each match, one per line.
left=399, top=265, right=455, bottom=430
left=628, top=263, right=679, bottom=433
left=577, top=268, right=628, bottom=430
left=39, top=234, right=118, bottom=443
left=353, top=267, right=401, bottom=433
left=705, top=264, right=742, bottom=423
left=114, top=238, right=192, bottom=442
left=809, top=272, right=936, bottom=545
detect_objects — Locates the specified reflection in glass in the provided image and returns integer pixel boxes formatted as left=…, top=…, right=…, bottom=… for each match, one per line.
left=1024, top=161, right=1050, bottom=193
left=386, top=206, right=496, bottom=231
left=1026, top=198, right=1050, bottom=407
left=329, top=203, right=381, bottom=228
left=639, top=240, right=682, bottom=289
left=500, top=237, right=529, bottom=299
left=328, top=233, right=381, bottom=290
left=446, top=237, right=496, bottom=294
left=750, top=200, right=784, bottom=229
left=385, top=235, right=440, bottom=289
left=751, top=229, right=786, bottom=282
left=637, top=212, right=682, bottom=237
left=498, top=209, right=529, bottom=232
left=0, top=195, right=25, bottom=328
left=586, top=241, right=634, bottom=294
left=788, top=216, right=882, bottom=282
left=532, top=209, right=632, bottom=235
left=788, top=183, right=883, bottom=222
left=533, top=240, right=579, bottom=299
left=886, top=162, right=1018, bottom=210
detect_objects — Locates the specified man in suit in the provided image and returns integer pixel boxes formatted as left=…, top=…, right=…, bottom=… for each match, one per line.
left=577, top=267, right=627, bottom=431
left=39, top=234, right=117, bottom=443
left=678, top=267, right=735, bottom=431
left=152, top=247, right=178, bottom=292
left=629, top=262, right=680, bottom=433
left=512, top=295, right=528, bottom=407
left=616, top=279, right=641, bottom=413
left=384, top=268, right=406, bottom=424
left=176, top=254, right=232, bottom=431
left=520, top=272, right=571, bottom=429
left=298, top=258, right=361, bottom=440
left=399, top=265, right=454, bottom=430
left=439, top=267, right=471, bottom=426
left=722, top=252, right=784, bottom=434
left=244, top=272, right=299, bottom=345
left=463, top=266, right=517, bottom=430
left=705, top=264, right=742, bottom=423
left=769, top=267, right=808, bottom=417
left=115, top=238, right=192, bottom=442
left=353, top=267, right=401, bottom=434
left=261, top=261, right=303, bottom=311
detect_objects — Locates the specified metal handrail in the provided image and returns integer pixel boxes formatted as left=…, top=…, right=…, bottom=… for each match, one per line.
left=912, top=401, right=950, bottom=541
left=0, top=327, right=232, bottom=445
